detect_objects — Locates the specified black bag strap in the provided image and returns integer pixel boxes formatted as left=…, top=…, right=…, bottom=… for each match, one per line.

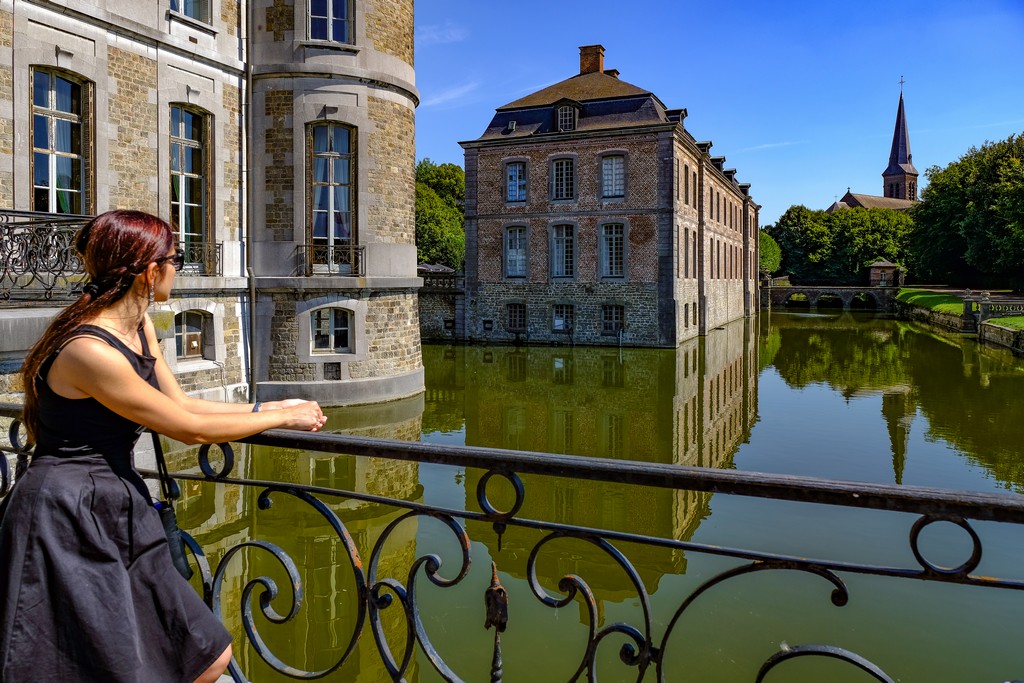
left=150, top=430, right=181, bottom=501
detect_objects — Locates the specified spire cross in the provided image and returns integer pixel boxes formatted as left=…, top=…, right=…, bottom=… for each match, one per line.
left=899, top=75, right=905, bottom=92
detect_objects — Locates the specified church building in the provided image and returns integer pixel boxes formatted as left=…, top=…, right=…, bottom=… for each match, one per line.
left=827, top=89, right=919, bottom=212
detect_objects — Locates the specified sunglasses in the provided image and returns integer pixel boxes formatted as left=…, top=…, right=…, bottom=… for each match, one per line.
left=157, top=251, right=186, bottom=272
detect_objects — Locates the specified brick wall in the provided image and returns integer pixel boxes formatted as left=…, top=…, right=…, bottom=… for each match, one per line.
left=350, top=291, right=422, bottom=377
left=0, top=10, right=11, bottom=208
left=366, top=0, right=414, bottom=66
left=107, top=47, right=158, bottom=212
left=265, top=0, right=293, bottom=41
left=222, top=83, right=242, bottom=239
left=366, top=96, right=415, bottom=244
left=263, top=90, right=294, bottom=242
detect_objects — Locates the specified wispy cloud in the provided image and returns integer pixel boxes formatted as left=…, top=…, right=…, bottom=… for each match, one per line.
left=422, top=82, right=480, bottom=108
left=415, top=22, right=467, bottom=47
left=737, top=141, right=806, bottom=153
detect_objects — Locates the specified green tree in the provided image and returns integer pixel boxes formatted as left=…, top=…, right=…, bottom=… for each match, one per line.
left=415, top=158, right=465, bottom=270
left=758, top=231, right=782, bottom=276
left=912, top=134, right=1024, bottom=289
left=767, top=205, right=913, bottom=285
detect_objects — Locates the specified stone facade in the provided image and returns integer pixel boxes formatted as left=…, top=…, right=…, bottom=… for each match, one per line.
left=461, top=45, right=759, bottom=348
left=0, top=0, right=421, bottom=407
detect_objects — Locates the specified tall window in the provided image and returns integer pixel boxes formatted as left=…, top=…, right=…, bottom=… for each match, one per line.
left=170, top=105, right=208, bottom=266
left=600, top=223, right=625, bottom=278
left=601, top=304, right=624, bottom=335
left=556, top=105, right=575, bottom=132
left=311, top=308, right=352, bottom=353
left=170, top=0, right=209, bottom=22
left=550, top=224, right=574, bottom=278
left=506, top=162, right=526, bottom=202
left=684, top=164, right=690, bottom=205
left=310, top=123, right=355, bottom=266
left=552, top=304, right=574, bottom=333
left=507, top=303, right=527, bottom=332
left=601, top=155, right=624, bottom=198
left=505, top=227, right=528, bottom=278
left=551, top=158, right=574, bottom=200
left=310, top=0, right=353, bottom=43
left=174, top=311, right=206, bottom=359
left=32, top=70, right=86, bottom=214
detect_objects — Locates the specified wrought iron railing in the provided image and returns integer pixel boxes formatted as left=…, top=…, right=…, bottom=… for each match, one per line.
left=0, top=210, right=90, bottom=301
left=178, top=239, right=224, bottom=276
left=3, top=402, right=1024, bottom=681
left=296, top=243, right=365, bottom=277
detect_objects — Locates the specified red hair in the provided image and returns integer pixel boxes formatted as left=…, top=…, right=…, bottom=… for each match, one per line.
left=20, top=210, right=174, bottom=444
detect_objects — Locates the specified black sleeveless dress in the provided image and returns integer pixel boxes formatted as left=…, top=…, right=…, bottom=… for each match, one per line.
left=0, top=326, right=232, bottom=682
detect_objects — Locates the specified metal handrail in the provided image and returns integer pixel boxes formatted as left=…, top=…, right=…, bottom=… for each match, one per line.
left=295, top=242, right=365, bottom=276
left=2, top=402, right=1023, bottom=681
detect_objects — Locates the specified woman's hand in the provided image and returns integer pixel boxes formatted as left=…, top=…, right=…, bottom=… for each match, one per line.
left=279, top=401, right=327, bottom=432
left=259, top=398, right=309, bottom=411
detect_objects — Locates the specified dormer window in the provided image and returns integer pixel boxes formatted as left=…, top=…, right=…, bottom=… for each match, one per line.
left=556, top=105, right=576, bottom=132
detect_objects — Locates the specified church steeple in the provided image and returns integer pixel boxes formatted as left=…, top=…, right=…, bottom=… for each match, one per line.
left=882, top=85, right=918, bottom=201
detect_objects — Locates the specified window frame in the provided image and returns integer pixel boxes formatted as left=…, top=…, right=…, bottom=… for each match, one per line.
left=552, top=303, right=574, bottom=334
left=311, top=307, right=354, bottom=354
left=599, top=222, right=626, bottom=280
left=504, top=225, right=529, bottom=279
left=31, top=68, right=92, bottom=215
left=309, top=0, right=354, bottom=44
left=170, top=104, right=212, bottom=271
left=506, top=302, right=527, bottom=333
left=307, top=121, right=357, bottom=273
left=549, top=224, right=576, bottom=280
left=601, top=304, right=625, bottom=335
left=600, top=154, right=625, bottom=199
left=170, top=0, right=211, bottom=24
left=556, top=105, right=576, bottom=132
left=550, top=157, right=575, bottom=201
left=174, top=310, right=210, bottom=360
left=505, top=161, right=527, bottom=202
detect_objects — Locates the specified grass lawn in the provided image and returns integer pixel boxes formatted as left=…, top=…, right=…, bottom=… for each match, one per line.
left=896, top=288, right=965, bottom=315
left=994, top=316, right=1024, bottom=330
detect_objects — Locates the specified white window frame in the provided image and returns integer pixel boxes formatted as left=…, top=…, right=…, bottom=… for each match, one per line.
left=170, top=0, right=210, bottom=23
left=556, top=105, right=576, bottom=132
left=600, top=223, right=626, bottom=279
left=309, top=0, right=354, bottom=43
left=31, top=69, right=87, bottom=214
left=504, top=226, right=528, bottom=278
left=550, top=224, right=575, bottom=279
left=552, top=304, right=574, bottom=333
left=309, top=122, right=356, bottom=273
left=551, top=158, right=575, bottom=200
left=506, top=161, right=526, bottom=202
left=311, top=307, right=353, bottom=354
left=170, top=104, right=209, bottom=269
left=601, top=155, right=625, bottom=199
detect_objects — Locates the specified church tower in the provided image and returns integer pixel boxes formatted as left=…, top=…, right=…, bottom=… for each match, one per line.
left=882, top=88, right=919, bottom=200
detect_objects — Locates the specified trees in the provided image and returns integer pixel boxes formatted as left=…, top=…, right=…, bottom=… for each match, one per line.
left=766, top=205, right=913, bottom=285
left=758, top=231, right=781, bottom=276
left=415, top=158, right=466, bottom=270
left=911, top=134, right=1024, bottom=289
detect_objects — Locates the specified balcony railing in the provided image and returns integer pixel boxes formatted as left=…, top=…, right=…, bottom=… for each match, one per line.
left=0, top=211, right=225, bottom=302
left=2, top=402, right=1024, bottom=681
left=178, top=239, right=224, bottom=277
left=296, top=242, right=365, bottom=277
left=0, top=210, right=89, bottom=301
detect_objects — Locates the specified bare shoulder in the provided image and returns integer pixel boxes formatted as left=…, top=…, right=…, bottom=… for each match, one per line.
left=48, top=335, right=139, bottom=398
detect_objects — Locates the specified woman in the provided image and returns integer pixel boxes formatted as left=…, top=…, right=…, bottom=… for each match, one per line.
left=0, top=210, right=326, bottom=682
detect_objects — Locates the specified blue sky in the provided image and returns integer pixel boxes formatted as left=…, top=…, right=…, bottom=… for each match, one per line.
left=413, top=0, right=1024, bottom=226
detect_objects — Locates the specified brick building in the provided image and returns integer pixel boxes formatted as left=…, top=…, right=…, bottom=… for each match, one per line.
left=460, top=45, right=759, bottom=348
left=0, top=0, right=422, bottom=406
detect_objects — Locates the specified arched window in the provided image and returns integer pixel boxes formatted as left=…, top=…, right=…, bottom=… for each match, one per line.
left=311, top=308, right=353, bottom=353
left=175, top=310, right=209, bottom=360
left=32, top=68, right=91, bottom=214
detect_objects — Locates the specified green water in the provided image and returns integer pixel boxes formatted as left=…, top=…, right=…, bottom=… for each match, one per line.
left=178, top=311, right=1024, bottom=682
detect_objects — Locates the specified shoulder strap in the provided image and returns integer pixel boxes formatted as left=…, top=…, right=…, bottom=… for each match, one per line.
left=150, top=430, right=180, bottom=501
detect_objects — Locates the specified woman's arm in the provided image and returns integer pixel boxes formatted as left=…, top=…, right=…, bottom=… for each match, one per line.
left=49, top=336, right=326, bottom=444
left=143, top=315, right=307, bottom=415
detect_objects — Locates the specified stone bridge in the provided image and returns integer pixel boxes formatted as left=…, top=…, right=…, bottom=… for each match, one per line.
left=762, top=285, right=899, bottom=311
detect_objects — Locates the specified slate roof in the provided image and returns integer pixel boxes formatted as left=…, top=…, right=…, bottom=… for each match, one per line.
left=884, top=92, right=918, bottom=177
left=470, top=69, right=670, bottom=141
left=839, top=192, right=916, bottom=211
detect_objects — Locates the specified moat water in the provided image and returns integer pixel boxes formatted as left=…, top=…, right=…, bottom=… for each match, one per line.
left=179, top=311, right=1024, bottom=682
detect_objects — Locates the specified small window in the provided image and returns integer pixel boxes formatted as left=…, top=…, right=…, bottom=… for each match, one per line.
left=311, top=308, right=352, bottom=353
left=556, top=105, right=575, bottom=132
left=175, top=311, right=207, bottom=359
left=550, top=224, right=575, bottom=278
left=601, top=304, right=624, bottom=335
left=600, top=223, right=625, bottom=279
left=506, top=162, right=526, bottom=202
left=170, top=0, right=209, bottom=22
left=552, top=304, right=574, bottom=333
left=551, top=158, right=574, bottom=200
left=310, top=0, right=353, bottom=43
left=507, top=303, right=527, bottom=332
left=505, top=226, right=528, bottom=278
left=602, top=155, right=624, bottom=198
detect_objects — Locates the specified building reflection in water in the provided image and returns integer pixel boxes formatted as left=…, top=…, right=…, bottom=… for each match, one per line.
left=165, top=318, right=760, bottom=679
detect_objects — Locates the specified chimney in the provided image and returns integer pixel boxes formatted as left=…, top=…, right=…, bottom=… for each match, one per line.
left=579, top=45, right=605, bottom=75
